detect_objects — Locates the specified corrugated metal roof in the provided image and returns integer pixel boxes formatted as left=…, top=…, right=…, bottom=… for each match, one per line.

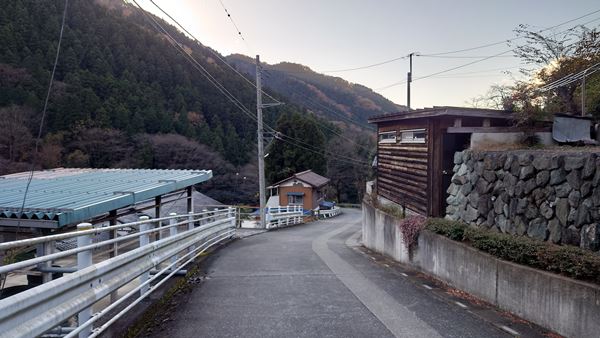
left=0, top=168, right=212, bottom=228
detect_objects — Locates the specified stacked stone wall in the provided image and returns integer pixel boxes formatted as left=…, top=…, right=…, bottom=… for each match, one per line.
left=446, top=150, right=600, bottom=251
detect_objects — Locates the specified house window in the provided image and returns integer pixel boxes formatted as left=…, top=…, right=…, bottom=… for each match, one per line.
left=289, top=195, right=304, bottom=205
left=399, top=129, right=426, bottom=144
left=378, top=131, right=396, bottom=144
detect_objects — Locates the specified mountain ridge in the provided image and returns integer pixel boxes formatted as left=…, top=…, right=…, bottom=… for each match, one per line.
left=226, top=54, right=406, bottom=128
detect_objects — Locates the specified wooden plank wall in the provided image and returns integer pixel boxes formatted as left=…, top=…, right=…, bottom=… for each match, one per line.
left=377, top=121, right=429, bottom=215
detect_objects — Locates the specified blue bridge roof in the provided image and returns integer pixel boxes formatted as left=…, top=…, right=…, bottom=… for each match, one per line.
left=0, top=168, right=212, bottom=228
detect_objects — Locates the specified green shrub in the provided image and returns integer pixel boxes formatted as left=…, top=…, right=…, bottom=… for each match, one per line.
left=425, top=218, right=600, bottom=285
left=425, top=218, right=465, bottom=241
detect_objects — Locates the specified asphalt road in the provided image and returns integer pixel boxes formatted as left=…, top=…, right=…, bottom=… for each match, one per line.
left=153, top=209, right=522, bottom=338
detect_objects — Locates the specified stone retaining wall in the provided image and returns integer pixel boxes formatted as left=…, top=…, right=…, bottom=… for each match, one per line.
left=446, top=150, right=600, bottom=251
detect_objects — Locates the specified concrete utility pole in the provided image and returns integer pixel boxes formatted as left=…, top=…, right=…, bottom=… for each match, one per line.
left=256, top=55, right=267, bottom=229
left=582, top=71, right=586, bottom=117
left=407, top=52, right=414, bottom=111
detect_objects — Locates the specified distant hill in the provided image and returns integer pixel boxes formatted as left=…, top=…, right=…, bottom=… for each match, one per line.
left=227, top=54, right=405, bottom=128
left=0, top=0, right=375, bottom=203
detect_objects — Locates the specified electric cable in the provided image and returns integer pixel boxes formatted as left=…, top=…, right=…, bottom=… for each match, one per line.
left=148, top=0, right=281, bottom=105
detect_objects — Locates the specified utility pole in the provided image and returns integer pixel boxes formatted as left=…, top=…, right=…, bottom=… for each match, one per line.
left=582, top=71, right=586, bottom=117
left=407, top=52, right=414, bottom=111
left=256, top=55, right=267, bottom=229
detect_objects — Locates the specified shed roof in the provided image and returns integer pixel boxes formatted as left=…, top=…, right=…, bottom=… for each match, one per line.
left=268, top=170, right=330, bottom=189
left=368, top=106, right=513, bottom=124
left=0, top=168, right=212, bottom=228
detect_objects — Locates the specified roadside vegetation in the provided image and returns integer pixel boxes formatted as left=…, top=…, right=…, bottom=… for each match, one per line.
left=426, top=218, right=600, bottom=285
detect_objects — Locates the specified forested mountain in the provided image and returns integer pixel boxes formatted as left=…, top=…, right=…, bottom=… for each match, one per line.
left=0, top=0, right=380, bottom=203
left=227, top=54, right=406, bottom=128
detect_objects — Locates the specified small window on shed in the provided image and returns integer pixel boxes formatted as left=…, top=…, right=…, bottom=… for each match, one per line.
left=378, top=131, right=396, bottom=143
left=399, top=129, right=426, bottom=144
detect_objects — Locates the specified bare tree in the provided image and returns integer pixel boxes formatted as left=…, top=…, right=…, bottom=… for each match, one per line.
left=511, top=25, right=600, bottom=114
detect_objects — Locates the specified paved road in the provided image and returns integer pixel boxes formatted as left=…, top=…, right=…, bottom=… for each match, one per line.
left=155, top=209, right=515, bottom=338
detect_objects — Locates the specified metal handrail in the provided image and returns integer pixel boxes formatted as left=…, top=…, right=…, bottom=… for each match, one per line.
left=0, top=210, right=230, bottom=274
left=0, top=208, right=236, bottom=338
left=66, top=229, right=234, bottom=338
left=0, top=208, right=230, bottom=251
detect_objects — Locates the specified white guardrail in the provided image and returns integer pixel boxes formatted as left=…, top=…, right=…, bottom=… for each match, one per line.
left=0, top=207, right=236, bottom=338
left=265, top=205, right=304, bottom=229
left=318, top=206, right=341, bottom=219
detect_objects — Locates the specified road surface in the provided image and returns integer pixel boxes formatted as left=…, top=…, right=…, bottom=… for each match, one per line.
left=152, top=209, right=539, bottom=338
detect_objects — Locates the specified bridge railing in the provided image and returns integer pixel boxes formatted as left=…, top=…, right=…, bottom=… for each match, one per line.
left=319, top=206, right=342, bottom=219
left=0, top=207, right=236, bottom=338
left=265, top=205, right=304, bottom=229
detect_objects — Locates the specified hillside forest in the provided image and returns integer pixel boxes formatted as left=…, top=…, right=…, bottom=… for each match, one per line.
left=0, top=0, right=383, bottom=204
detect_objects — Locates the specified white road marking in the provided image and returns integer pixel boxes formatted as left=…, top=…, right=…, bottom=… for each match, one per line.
left=500, top=325, right=520, bottom=336
left=400, top=272, right=408, bottom=277
left=313, top=220, right=441, bottom=338
left=422, top=284, right=433, bottom=290
left=455, top=301, right=468, bottom=309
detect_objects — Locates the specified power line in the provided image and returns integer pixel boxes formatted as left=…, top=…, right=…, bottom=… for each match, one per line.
left=144, top=2, right=373, bottom=153
left=431, top=65, right=523, bottom=76
left=322, top=55, right=409, bottom=73
left=318, top=8, right=600, bottom=73
left=133, top=2, right=371, bottom=166
left=287, top=89, right=374, bottom=130
left=418, top=54, right=517, bottom=59
left=275, top=134, right=370, bottom=166
left=133, top=1, right=259, bottom=125
left=147, top=0, right=281, bottom=105
left=2, top=0, right=70, bottom=299
left=538, top=62, right=600, bottom=92
left=19, top=0, right=69, bottom=225
left=376, top=15, right=600, bottom=91
left=217, top=0, right=252, bottom=53
left=376, top=49, right=514, bottom=90
left=311, top=120, right=373, bottom=152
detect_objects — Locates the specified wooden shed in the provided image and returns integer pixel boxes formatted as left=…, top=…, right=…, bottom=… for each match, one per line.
left=368, top=106, right=513, bottom=217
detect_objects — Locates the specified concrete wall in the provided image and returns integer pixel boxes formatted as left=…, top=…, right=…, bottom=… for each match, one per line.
left=362, top=201, right=600, bottom=338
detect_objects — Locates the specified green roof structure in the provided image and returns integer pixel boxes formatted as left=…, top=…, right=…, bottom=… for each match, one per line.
left=0, top=168, right=212, bottom=228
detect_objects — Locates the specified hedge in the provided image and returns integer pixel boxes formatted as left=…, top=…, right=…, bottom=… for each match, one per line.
left=425, top=218, right=600, bottom=285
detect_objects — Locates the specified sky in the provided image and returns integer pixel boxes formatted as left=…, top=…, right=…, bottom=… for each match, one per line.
left=139, top=0, right=600, bottom=109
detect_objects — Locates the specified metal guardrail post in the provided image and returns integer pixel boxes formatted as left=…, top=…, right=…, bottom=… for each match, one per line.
left=77, top=223, right=94, bottom=338
left=188, top=211, right=195, bottom=253
left=202, top=209, right=208, bottom=227
left=169, top=213, right=178, bottom=269
left=139, top=216, right=150, bottom=296
left=228, top=207, right=235, bottom=229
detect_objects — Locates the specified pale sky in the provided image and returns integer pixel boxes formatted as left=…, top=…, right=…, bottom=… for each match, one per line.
left=138, top=0, right=600, bottom=109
